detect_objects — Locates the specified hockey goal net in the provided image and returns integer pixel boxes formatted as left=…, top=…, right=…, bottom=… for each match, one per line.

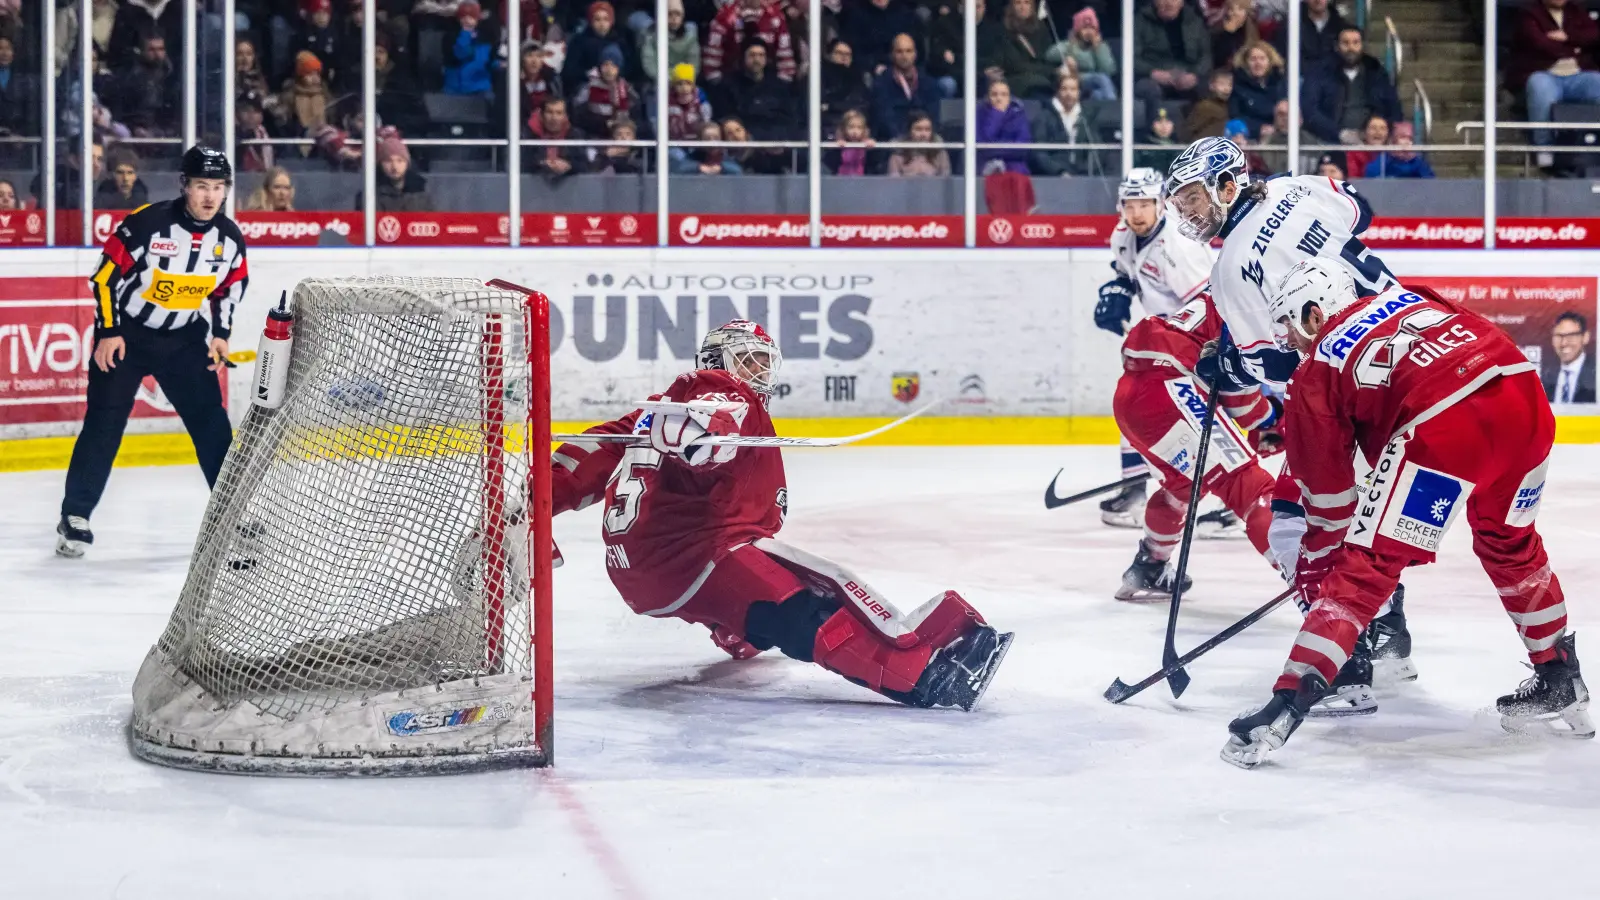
left=129, top=276, right=554, bottom=775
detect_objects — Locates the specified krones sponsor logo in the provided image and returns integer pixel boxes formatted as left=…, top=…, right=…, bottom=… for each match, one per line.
left=549, top=272, right=875, bottom=362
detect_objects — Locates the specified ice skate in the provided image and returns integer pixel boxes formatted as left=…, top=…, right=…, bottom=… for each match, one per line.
left=1099, top=481, right=1146, bottom=528
left=1498, top=633, right=1596, bottom=739
left=905, top=625, right=1014, bottom=712
left=1305, top=636, right=1377, bottom=717
left=1194, top=508, right=1246, bottom=540
left=1221, top=673, right=1326, bottom=769
left=55, top=515, right=93, bottom=558
left=1114, top=542, right=1191, bottom=603
left=1369, top=584, right=1418, bottom=685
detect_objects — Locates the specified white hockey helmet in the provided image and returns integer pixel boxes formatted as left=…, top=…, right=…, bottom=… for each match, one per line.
left=1270, top=257, right=1360, bottom=341
left=1117, top=167, right=1164, bottom=209
left=698, top=319, right=783, bottom=396
left=1164, top=137, right=1249, bottom=242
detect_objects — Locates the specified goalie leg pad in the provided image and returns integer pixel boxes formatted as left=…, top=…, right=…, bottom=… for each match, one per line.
left=754, top=538, right=921, bottom=647
left=812, top=591, right=987, bottom=695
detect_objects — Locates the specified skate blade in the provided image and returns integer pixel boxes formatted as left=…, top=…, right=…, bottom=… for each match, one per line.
left=961, top=631, right=1015, bottom=712
left=1501, top=700, right=1597, bottom=740
left=1100, top=512, right=1144, bottom=529
left=1113, top=587, right=1171, bottom=604
left=1374, top=657, right=1419, bottom=685
left=1305, top=685, right=1378, bottom=718
left=1196, top=525, right=1247, bottom=541
left=1219, top=729, right=1284, bottom=769
left=55, top=536, right=87, bottom=559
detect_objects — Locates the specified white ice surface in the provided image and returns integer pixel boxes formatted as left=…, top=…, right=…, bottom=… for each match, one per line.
left=2, top=446, right=1598, bottom=899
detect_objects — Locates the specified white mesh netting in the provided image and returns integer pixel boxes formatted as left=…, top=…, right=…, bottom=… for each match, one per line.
left=129, top=277, right=549, bottom=775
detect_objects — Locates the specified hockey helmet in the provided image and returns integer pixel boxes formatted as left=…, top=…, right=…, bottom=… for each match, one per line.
left=1164, top=137, right=1248, bottom=242
left=1270, top=257, right=1359, bottom=342
left=1117, top=167, right=1164, bottom=208
left=181, top=145, right=233, bottom=185
left=698, top=320, right=782, bottom=396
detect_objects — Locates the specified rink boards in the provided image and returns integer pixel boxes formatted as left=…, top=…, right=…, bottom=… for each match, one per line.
left=3, top=246, right=1599, bottom=469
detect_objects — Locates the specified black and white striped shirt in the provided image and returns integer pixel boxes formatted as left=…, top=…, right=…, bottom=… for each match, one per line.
left=89, top=199, right=250, bottom=340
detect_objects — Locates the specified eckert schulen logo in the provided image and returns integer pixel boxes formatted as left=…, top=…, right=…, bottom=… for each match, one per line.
left=548, top=272, right=874, bottom=363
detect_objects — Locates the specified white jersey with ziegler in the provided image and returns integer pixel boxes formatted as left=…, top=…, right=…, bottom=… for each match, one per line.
left=1210, top=174, right=1397, bottom=387
left=1111, top=211, right=1215, bottom=318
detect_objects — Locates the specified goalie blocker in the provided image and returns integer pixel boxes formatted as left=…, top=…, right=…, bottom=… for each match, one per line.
left=552, top=320, right=1013, bottom=710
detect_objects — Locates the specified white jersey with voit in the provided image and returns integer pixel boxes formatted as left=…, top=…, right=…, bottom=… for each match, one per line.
left=1209, top=174, right=1398, bottom=387
left=1110, top=210, right=1216, bottom=319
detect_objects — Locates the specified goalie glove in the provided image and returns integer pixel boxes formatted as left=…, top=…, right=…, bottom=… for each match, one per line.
left=646, top=401, right=747, bottom=465
left=1094, top=276, right=1137, bottom=335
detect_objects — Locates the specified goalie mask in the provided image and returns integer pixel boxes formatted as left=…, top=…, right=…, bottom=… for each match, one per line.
left=1270, top=257, right=1359, bottom=342
left=698, top=320, right=782, bottom=396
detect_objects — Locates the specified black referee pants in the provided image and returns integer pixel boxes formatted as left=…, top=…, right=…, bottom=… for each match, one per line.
left=61, top=320, right=234, bottom=519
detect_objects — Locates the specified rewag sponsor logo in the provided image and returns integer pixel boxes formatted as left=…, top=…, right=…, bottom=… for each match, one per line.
left=1316, top=291, right=1426, bottom=364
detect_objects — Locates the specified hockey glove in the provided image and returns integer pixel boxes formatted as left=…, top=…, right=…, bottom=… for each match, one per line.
left=1196, top=339, right=1257, bottom=393
left=1094, top=277, right=1136, bottom=335
left=1291, top=552, right=1331, bottom=615
left=1248, top=395, right=1286, bottom=456
left=647, top=402, right=746, bottom=466
left=1267, top=510, right=1307, bottom=583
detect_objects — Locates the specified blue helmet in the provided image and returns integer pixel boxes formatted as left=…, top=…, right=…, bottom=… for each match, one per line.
left=1164, top=137, right=1249, bottom=241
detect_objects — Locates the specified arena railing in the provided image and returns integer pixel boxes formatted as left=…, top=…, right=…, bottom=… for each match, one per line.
left=18, top=0, right=1557, bottom=251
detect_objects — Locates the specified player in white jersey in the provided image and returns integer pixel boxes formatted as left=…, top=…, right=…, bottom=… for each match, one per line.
left=1161, top=137, right=1415, bottom=705
left=1093, top=168, right=1220, bottom=529
left=1163, top=136, right=1397, bottom=390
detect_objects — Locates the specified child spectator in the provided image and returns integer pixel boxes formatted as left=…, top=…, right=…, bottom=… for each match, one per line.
left=1059, top=8, right=1117, bottom=101
left=1343, top=113, right=1389, bottom=179
left=236, top=92, right=275, bottom=172
left=667, top=63, right=711, bottom=141
left=1315, top=151, right=1347, bottom=179
left=1135, top=107, right=1181, bottom=170
left=640, top=0, right=701, bottom=87
left=1225, top=118, right=1272, bottom=175
left=976, top=77, right=1032, bottom=174
left=291, top=0, right=342, bottom=83
left=445, top=2, right=503, bottom=97
left=1364, top=120, right=1434, bottom=177
left=673, top=120, right=743, bottom=174
left=887, top=110, right=951, bottom=176
left=1230, top=40, right=1285, bottom=137
left=574, top=43, right=634, bottom=134
left=599, top=117, right=644, bottom=173
left=823, top=108, right=878, bottom=174
left=704, top=0, right=797, bottom=85
left=93, top=149, right=149, bottom=210
left=1183, top=68, right=1233, bottom=140
left=565, top=1, right=638, bottom=92
left=520, top=40, right=564, bottom=124
left=528, top=97, right=592, bottom=182
left=245, top=166, right=297, bottom=211
left=280, top=51, right=330, bottom=136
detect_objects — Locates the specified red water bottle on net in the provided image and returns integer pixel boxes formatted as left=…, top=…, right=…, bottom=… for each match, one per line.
left=253, top=292, right=294, bottom=409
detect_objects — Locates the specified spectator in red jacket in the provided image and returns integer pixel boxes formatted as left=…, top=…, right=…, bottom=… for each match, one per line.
left=703, top=0, right=797, bottom=84
left=1511, top=0, right=1600, bottom=169
left=573, top=43, right=634, bottom=134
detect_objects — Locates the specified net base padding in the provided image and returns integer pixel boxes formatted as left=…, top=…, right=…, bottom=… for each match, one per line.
left=128, top=648, right=548, bottom=776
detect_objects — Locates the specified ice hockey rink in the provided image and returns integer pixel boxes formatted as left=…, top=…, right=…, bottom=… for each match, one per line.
left=2, top=444, right=1597, bottom=899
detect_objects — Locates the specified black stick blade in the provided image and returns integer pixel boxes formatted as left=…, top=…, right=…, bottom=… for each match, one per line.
left=1165, top=666, right=1192, bottom=699
left=1103, top=678, right=1134, bottom=703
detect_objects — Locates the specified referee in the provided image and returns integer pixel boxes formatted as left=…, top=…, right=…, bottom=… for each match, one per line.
left=56, top=146, right=250, bottom=558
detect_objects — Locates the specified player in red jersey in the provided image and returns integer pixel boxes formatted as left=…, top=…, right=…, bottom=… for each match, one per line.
left=549, top=320, right=1014, bottom=711
left=1223, top=260, right=1593, bottom=769
left=1112, top=291, right=1281, bottom=602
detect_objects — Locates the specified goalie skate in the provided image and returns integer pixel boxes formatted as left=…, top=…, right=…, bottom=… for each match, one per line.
left=1099, top=481, right=1146, bottom=528
left=1498, top=634, right=1596, bottom=739
left=905, top=625, right=1014, bottom=712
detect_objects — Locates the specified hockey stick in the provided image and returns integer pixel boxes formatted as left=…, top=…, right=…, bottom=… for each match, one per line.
left=1043, top=472, right=1149, bottom=510
left=1158, top=373, right=1224, bottom=699
left=1103, top=587, right=1295, bottom=704
left=554, top=398, right=946, bottom=448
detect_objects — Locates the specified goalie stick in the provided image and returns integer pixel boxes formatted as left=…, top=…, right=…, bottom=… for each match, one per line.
left=1103, top=588, right=1295, bottom=704
left=555, top=398, right=945, bottom=448
left=1043, top=472, right=1149, bottom=510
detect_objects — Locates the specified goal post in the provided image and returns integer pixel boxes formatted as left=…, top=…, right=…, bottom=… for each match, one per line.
left=129, top=277, right=554, bottom=775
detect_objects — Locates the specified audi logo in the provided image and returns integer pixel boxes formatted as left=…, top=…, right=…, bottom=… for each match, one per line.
left=377, top=215, right=401, bottom=242
left=407, top=221, right=441, bottom=238
left=1021, top=223, right=1055, bottom=240
left=986, top=218, right=1014, bottom=244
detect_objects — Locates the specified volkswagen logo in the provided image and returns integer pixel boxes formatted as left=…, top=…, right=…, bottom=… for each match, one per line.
left=497, top=215, right=510, bottom=235
left=406, top=221, right=441, bottom=238
left=986, top=218, right=1014, bottom=244
left=377, top=215, right=401, bottom=242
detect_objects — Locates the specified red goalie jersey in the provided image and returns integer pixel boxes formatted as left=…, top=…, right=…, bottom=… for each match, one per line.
left=549, top=369, right=787, bottom=617
left=1285, top=285, right=1538, bottom=563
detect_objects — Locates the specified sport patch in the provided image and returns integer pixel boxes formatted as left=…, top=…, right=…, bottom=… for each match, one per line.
left=140, top=269, right=217, bottom=310
left=1505, top=457, right=1549, bottom=528
left=147, top=237, right=180, bottom=257
left=1163, top=378, right=1251, bottom=473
